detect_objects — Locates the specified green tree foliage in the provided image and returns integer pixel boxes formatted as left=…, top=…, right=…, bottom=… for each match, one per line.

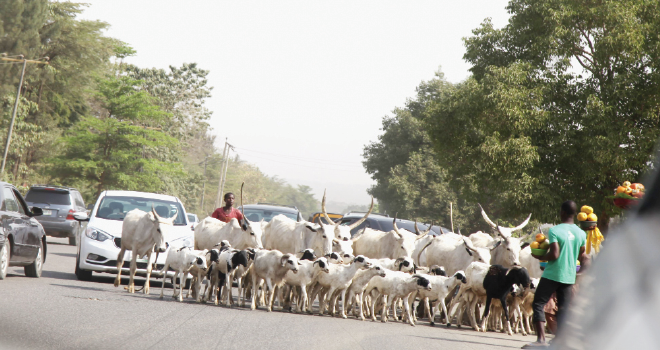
left=366, top=0, right=660, bottom=233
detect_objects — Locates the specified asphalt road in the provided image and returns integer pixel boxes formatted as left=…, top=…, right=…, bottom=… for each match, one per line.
left=0, top=237, right=532, bottom=350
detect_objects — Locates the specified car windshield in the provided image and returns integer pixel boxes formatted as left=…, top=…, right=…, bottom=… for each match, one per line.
left=95, top=196, right=186, bottom=225
left=25, top=189, right=71, bottom=205
left=243, top=208, right=297, bottom=222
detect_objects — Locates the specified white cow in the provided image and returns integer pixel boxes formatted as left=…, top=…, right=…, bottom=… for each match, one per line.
left=263, top=214, right=334, bottom=255
left=318, top=190, right=374, bottom=252
left=478, top=204, right=531, bottom=268
left=353, top=216, right=428, bottom=259
left=418, top=235, right=491, bottom=276
left=114, top=206, right=176, bottom=294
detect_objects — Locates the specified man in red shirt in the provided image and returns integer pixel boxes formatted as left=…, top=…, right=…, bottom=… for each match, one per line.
left=211, top=192, right=244, bottom=223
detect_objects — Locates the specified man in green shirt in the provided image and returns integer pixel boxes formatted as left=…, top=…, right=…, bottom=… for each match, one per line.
left=523, top=200, right=590, bottom=349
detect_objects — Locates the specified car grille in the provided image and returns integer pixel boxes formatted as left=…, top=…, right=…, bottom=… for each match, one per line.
left=114, top=238, right=121, bottom=248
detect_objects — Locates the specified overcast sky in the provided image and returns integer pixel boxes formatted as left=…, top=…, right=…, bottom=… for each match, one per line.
left=79, top=0, right=511, bottom=205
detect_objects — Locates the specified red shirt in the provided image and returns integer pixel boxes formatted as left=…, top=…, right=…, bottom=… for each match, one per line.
left=211, top=207, right=244, bottom=223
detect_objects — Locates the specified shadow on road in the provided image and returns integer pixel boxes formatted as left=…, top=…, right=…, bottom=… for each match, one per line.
left=409, top=335, right=522, bottom=348
left=42, top=270, right=77, bottom=280
left=50, top=283, right=109, bottom=292
left=49, top=252, right=77, bottom=258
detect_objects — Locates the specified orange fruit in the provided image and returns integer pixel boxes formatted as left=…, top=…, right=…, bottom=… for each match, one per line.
left=530, top=241, right=540, bottom=249
left=616, top=186, right=626, bottom=194
left=623, top=181, right=631, bottom=187
left=581, top=205, right=593, bottom=214
left=577, top=212, right=588, bottom=221
left=535, top=233, right=546, bottom=243
left=587, top=213, right=598, bottom=222
left=634, top=183, right=645, bottom=192
left=625, top=187, right=633, bottom=195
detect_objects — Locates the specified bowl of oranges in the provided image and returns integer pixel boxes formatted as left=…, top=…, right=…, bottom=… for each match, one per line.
left=613, top=181, right=644, bottom=209
left=577, top=205, right=598, bottom=230
left=530, top=232, right=550, bottom=257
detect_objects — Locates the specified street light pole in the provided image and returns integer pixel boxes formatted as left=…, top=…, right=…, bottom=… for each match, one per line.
left=0, top=59, right=28, bottom=180
left=0, top=55, right=49, bottom=180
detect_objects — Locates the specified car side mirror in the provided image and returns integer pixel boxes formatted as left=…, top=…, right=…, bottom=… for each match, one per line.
left=31, top=207, right=43, bottom=217
left=72, top=212, right=89, bottom=222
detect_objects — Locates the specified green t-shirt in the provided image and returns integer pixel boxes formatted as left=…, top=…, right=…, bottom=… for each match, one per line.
left=542, top=223, right=586, bottom=284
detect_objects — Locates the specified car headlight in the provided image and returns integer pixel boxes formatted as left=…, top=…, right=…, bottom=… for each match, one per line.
left=85, top=227, right=112, bottom=242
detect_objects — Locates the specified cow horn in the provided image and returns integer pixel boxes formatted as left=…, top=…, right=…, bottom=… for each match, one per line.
left=240, top=182, right=247, bottom=229
left=478, top=203, right=499, bottom=230
left=151, top=204, right=161, bottom=221
left=348, top=196, right=374, bottom=230
left=392, top=213, right=402, bottom=238
left=321, top=189, right=335, bottom=226
left=414, top=220, right=422, bottom=235
left=415, top=220, right=430, bottom=241
left=495, top=220, right=507, bottom=240
left=167, top=208, right=178, bottom=224
left=462, top=236, right=477, bottom=252
left=512, top=213, right=532, bottom=232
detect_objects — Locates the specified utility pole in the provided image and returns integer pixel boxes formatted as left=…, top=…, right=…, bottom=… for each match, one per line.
left=215, top=139, right=234, bottom=209
left=199, top=155, right=210, bottom=210
left=0, top=54, right=49, bottom=180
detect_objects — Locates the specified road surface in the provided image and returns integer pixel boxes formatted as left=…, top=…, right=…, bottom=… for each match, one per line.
left=0, top=237, right=534, bottom=350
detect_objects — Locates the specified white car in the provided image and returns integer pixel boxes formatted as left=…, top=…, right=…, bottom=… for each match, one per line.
left=73, top=190, right=194, bottom=281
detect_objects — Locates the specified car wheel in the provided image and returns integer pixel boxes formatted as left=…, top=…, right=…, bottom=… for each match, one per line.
left=0, top=239, right=10, bottom=280
left=24, top=240, right=43, bottom=278
left=75, top=253, right=92, bottom=281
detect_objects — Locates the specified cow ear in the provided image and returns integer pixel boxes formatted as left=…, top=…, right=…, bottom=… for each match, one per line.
left=465, top=247, right=473, bottom=256
left=306, top=224, right=317, bottom=232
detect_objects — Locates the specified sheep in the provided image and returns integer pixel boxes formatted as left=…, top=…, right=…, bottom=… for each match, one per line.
left=480, top=265, right=531, bottom=335
left=409, top=271, right=467, bottom=327
left=365, top=271, right=432, bottom=326
left=343, top=264, right=387, bottom=320
left=159, top=247, right=208, bottom=302
left=205, top=249, right=252, bottom=305
left=371, top=257, right=416, bottom=273
left=309, top=255, right=372, bottom=318
left=250, top=249, right=299, bottom=312
left=282, top=257, right=330, bottom=312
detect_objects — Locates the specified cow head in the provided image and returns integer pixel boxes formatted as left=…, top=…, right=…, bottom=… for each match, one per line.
left=312, top=257, right=330, bottom=273
left=151, top=204, right=176, bottom=253
left=391, top=215, right=418, bottom=258
left=280, top=253, right=299, bottom=273
left=479, top=204, right=530, bottom=267
left=462, top=236, right=491, bottom=263
left=237, top=182, right=264, bottom=249
left=320, top=189, right=373, bottom=243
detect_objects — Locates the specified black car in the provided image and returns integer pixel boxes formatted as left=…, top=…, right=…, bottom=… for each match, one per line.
left=25, top=185, right=86, bottom=246
left=0, top=182, right=46, bottom=280
left=338, top=212, right=449, bottom=237
left=239, top=203, right=303, bottom=222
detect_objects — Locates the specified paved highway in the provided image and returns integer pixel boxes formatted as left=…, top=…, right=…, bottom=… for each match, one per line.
left=0, top=237, right=532, bottom=350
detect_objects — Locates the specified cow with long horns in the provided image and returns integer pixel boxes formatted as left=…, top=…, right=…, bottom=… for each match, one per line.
left=478, top=204, right=532, bottom=268
left=318, top=189, right=374, bottom=256
left=352, top=214, right=428, bottom=259
left=114, top=205, right=177, bottom=294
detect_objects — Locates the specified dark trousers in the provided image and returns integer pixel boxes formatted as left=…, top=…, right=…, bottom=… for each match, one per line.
left=532, top=277, right=573, bottom=323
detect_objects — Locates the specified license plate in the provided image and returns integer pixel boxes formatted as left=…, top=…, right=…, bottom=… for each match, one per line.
left=42, top=210, right=52, bottom=216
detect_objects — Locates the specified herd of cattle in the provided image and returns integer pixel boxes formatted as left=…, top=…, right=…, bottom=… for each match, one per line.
left=112, top=186, right=545, bottom=337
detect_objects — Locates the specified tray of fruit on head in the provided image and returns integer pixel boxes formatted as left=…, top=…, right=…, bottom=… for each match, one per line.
left=612, top=181, right=645, bottom=210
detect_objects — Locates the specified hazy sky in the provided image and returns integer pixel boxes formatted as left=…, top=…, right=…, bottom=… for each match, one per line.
left=79, top=0, right=511, bottom=205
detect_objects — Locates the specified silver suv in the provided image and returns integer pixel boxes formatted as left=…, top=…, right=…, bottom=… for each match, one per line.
left=25, top=185, right=86, bottom=246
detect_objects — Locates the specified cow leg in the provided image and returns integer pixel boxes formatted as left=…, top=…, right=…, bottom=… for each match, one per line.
left=250, top=274, right=260, bottom=310
left=159, top=263, right=169, bottom=299
left=142, top=251, right=154, bottom=294
left=114, top=248, right=126, bottom=288
left=127, top=253, right=138, bottom=293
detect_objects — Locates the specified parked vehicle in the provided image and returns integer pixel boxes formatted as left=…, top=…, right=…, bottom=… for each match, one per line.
left=25, top=185, right=86, bottom=246
left=187, top=213, right=199, bottom=230
left=239, top=203, right=303, bottom=222
left=308, top=212, right=343, bottom=224
left=338, top=212, right=448, bottom=237
left=72, top=190, right=192, bottom=281
left=0, top=182, right=46, bottom=280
